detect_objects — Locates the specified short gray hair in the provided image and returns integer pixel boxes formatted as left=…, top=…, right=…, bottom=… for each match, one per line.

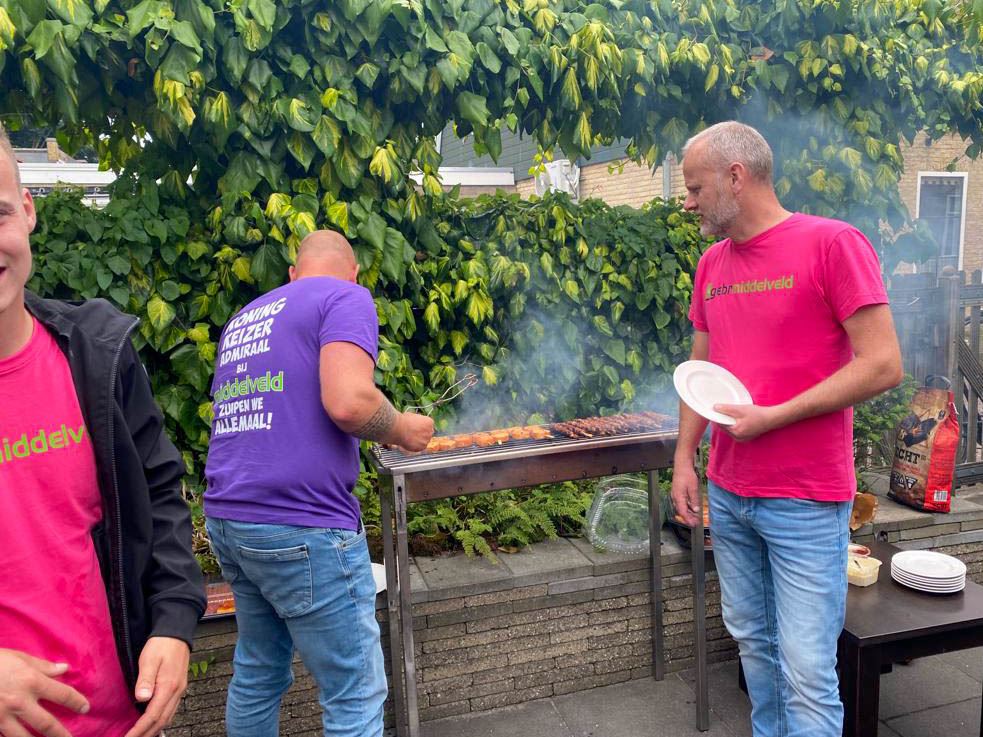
left=683, top=121, right=773, bottom=182
left=0, top=123, right=20, bottom=188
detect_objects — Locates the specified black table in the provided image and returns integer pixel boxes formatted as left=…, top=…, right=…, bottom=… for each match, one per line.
left=840, top=540, right=983, bottom=737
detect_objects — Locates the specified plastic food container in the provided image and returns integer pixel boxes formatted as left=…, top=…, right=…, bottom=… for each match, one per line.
left=584, top=484, right=650, bottom=554
left=847, top=555, right=882, bottom=587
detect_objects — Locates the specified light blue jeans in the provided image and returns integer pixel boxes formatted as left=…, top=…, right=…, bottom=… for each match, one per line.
left=205, top=518, right=387, bottom=737
left=708, top=481, right=851, bottom=737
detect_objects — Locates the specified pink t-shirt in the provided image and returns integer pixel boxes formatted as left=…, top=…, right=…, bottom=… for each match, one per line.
left=688, top=213, right=889, bottom=502
left=0, top=317, right=139, bottom=737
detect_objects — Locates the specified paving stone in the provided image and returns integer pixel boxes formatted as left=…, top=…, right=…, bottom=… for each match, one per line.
left=593, top=580, right=651, bottom=599
left=552, top=674, right=736, bottom=736
left=408, top=559, right=430, bottom=603
left=419, top=697, right=568, bottom=737
left=498, top=538, right=595, bottom=586
left=878, top=654, right=982, bottom=718
left=567, top=535, right=650, bottom=575
left=883, top=697, right=981, bottom=737
left=900, top=522, right=962, bottom=540
left=935, top=645, right=983, bottom=682
left=553, top=668, right=632, bottom=696
left=676, top=661, right=752, bottom=737
left=417, top=552, right=513, bottom=600
left=547, top=568, right=649, bottom=595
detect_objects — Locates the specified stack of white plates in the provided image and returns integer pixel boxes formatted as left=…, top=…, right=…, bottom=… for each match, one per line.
left=891, top=550, right=966, bottom=594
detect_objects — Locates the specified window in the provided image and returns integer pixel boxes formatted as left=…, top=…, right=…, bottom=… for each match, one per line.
left=917, top=172, right=968, bottom=271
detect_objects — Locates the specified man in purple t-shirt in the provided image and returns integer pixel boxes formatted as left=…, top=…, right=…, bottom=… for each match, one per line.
left=204, top=230, right=433, bottom=737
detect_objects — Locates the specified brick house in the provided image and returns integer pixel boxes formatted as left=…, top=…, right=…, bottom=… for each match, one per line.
left=438, top=128, right=982, bottom=274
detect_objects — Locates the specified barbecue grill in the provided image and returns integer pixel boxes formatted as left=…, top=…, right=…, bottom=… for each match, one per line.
left=371, top=415, right=710, bottom=737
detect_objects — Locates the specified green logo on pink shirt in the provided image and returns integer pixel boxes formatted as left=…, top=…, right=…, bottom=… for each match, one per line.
left=0, top=424, right=87, bottom=465
left=705, top=274, right=795, bottom=301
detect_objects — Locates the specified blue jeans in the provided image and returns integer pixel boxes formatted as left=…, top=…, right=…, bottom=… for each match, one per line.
left=708, top=481, right=850, bottom=737
left=205, top=518, right=387, bottom=737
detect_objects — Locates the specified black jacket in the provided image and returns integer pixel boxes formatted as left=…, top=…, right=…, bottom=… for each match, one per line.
left=24, top=291, right=206, bottom=690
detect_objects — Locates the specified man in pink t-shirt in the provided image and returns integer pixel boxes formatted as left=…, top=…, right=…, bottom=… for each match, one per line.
left=670, top=122, right=902, bottom=737
left=0, top=124, right=204, bottom=736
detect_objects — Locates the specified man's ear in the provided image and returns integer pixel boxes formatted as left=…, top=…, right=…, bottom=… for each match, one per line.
left=288, top=264, right=297, bottom=282
left=23, top=188, right=37, bottom=232
left=729, top=162, right=747, bottom=193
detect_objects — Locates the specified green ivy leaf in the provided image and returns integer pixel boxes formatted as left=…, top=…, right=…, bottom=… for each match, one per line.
left=358, top=212, right=387, bottom=252
left=147, top=295, right=176, bottom=332
left=476, top=42, right=502, bottom=73
left=287, top=131, right=315, bottom=169
left=455, top=91, right=490, bottom=127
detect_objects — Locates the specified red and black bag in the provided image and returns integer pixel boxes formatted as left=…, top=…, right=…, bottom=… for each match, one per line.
left=888, top=376, right=959, bottom=513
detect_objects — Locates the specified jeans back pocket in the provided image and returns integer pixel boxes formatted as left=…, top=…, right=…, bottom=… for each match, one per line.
left=237, top=543, right=314, bottom=618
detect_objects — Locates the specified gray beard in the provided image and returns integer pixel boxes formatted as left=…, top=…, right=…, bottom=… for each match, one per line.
left=700, top=197, right=740, bottom=239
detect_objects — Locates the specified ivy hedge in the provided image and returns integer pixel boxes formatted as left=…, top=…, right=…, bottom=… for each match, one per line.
left=28, top=187, right=708, bottom=561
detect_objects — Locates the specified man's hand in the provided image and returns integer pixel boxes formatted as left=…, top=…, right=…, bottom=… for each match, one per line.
left=714, top=403, right=783, bottom=442
left=670, top=461, right=702, bottom=528
left=0, top=648, right=89, bottom=737
left=122, top=637, right=190, bottom=737
left=395, top=411, right=435, bottom=453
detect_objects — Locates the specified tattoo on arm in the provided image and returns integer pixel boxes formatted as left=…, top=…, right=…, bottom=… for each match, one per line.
left=354, top=399, right=398, bottom=442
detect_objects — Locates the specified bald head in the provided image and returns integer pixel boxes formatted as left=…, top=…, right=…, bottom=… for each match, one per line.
left=290, top=230, right=358, bottom=283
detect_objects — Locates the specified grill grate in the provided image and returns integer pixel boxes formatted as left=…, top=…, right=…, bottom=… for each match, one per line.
left=371, top=417, right=680, bottom=474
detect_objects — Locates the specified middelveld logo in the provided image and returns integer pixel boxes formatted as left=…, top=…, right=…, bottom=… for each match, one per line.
left=0, top=424, right=88, bottom=467
left=704, top=274, right=795, bottom=301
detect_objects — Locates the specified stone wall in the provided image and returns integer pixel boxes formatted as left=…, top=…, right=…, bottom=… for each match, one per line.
left=168, top=534, right=729, bottom=736
left=168, top=480, right=983, bottom=736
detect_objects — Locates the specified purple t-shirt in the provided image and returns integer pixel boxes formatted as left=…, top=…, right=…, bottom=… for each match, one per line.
left=204, top=277, right=378, bottom=529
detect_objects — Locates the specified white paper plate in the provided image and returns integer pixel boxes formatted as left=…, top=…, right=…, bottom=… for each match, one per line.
left=371, top=562, right=387, bottom=594
left=892, top=550, right=967, bottom=580
left=673, top=360, right=753, bottom=426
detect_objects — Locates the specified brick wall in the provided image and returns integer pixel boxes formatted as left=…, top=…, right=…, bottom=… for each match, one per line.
left=898, top=133, right=983, bottom=274
left=169, top=481, right=983, bottom=736
left=512, top=155, right=683, bottom=206
left=168, top=536, right=731, bottom=736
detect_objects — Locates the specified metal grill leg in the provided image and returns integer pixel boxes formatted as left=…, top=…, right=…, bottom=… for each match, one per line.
left=648, top=471, right=665, bottom=681
left=393, top=475, right=420, bottom=737
left=380, top=477, right=408, bottom=736
left=693, top=499, right=709, bottom=731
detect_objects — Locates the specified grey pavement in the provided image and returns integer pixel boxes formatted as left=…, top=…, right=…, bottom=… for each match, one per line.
left=422, top=649, right=983, bottom=737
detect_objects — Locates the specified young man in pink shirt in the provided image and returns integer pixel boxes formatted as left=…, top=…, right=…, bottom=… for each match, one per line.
left=670, top=121, right=903, bottom=737
left=0, top=124, right=205, bottom=737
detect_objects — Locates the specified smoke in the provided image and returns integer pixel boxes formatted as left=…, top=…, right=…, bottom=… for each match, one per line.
left=436, top=308, right=681, bottom=432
